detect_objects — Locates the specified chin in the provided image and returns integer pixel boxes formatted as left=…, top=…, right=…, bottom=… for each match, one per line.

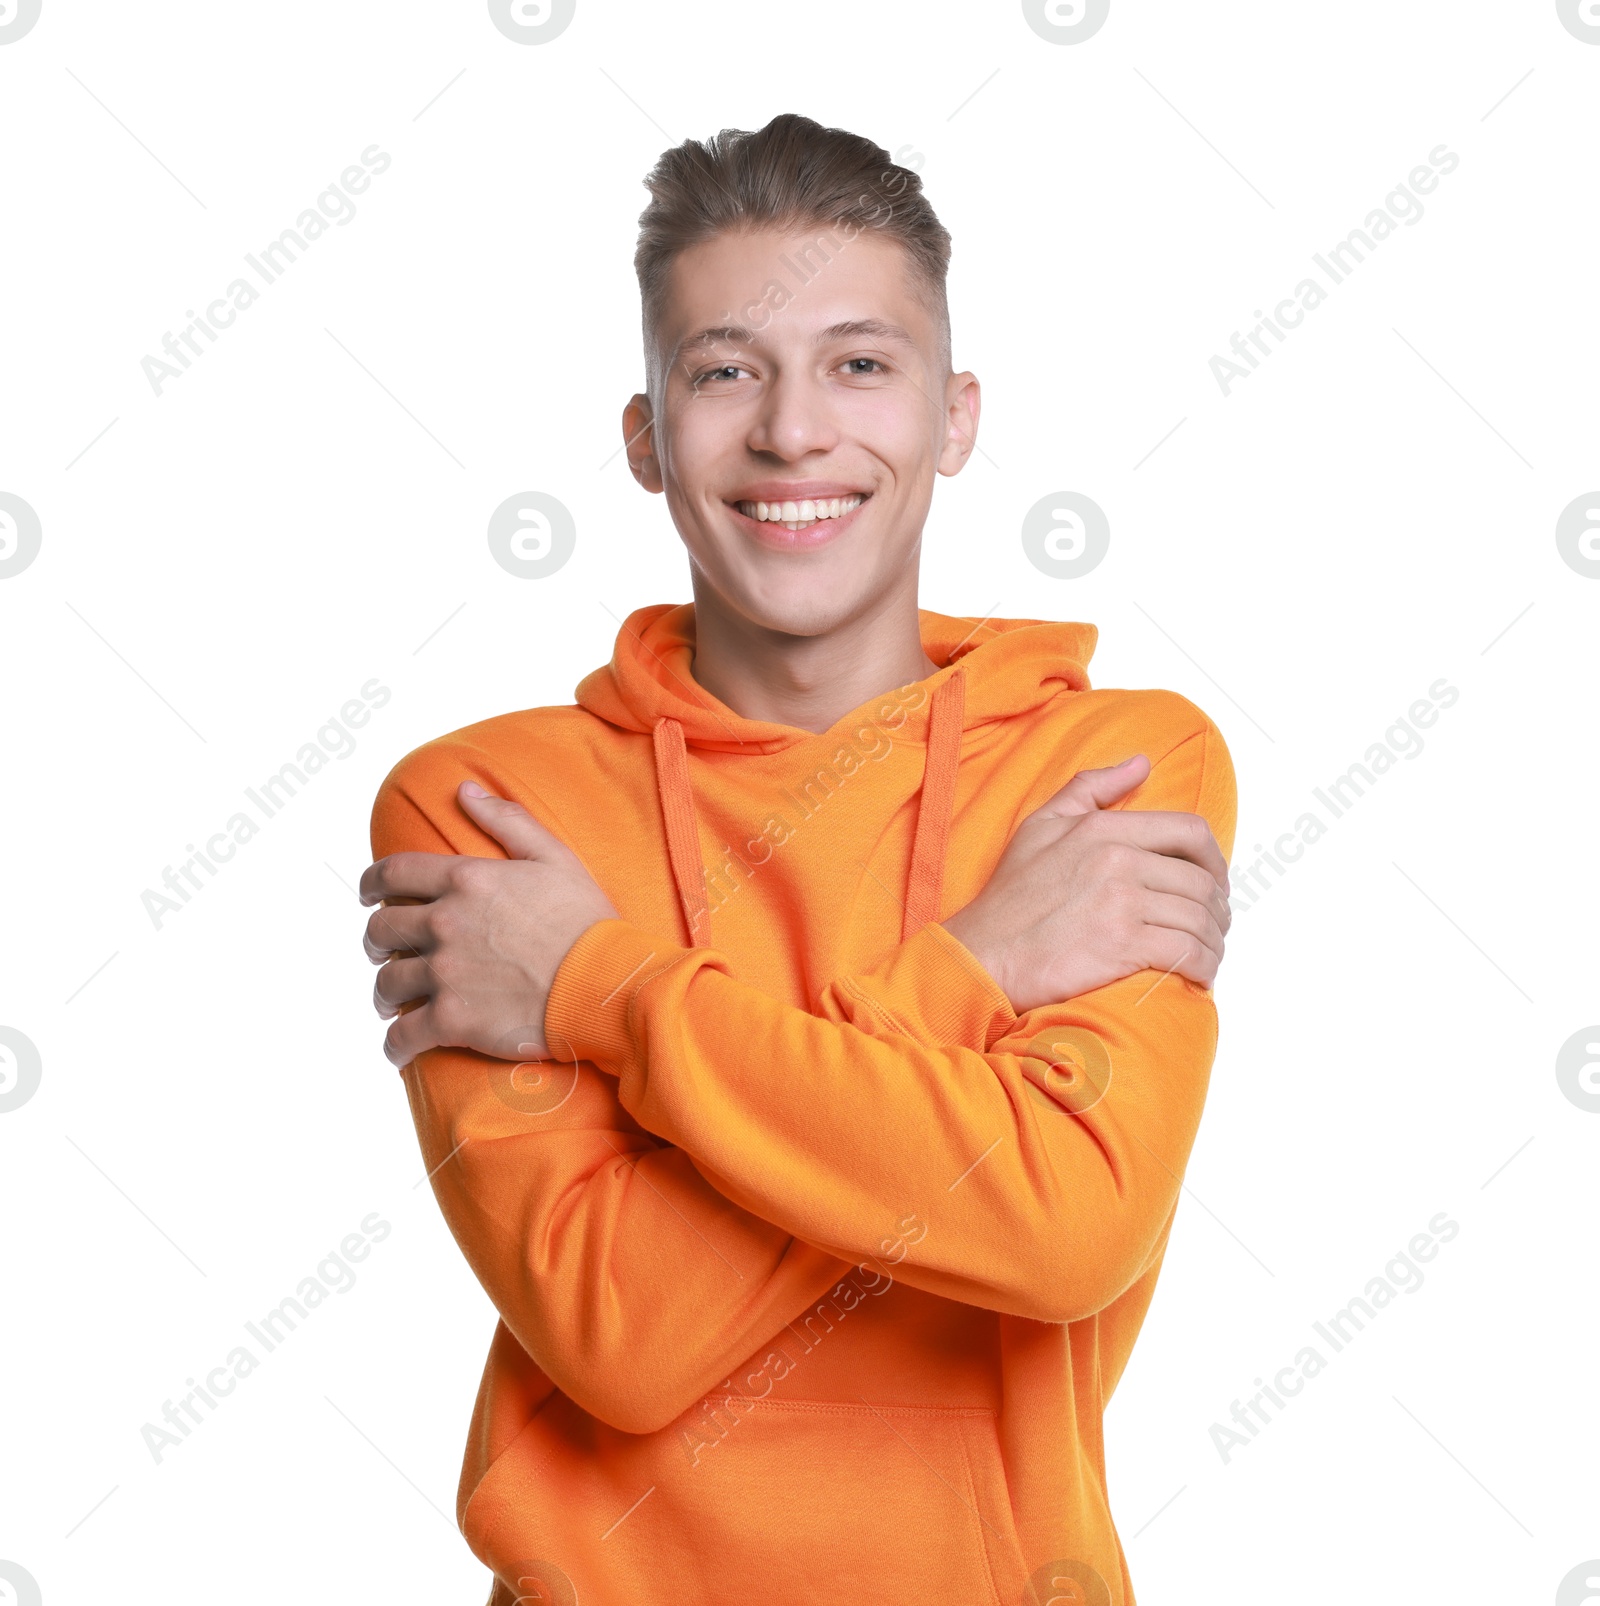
left=688, top=520, right=915, bottom=640
left=739, top=587, right=858, bottom=640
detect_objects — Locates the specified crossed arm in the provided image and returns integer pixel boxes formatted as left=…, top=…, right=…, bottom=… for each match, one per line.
left=363, top=726, right=1236, bottom=1433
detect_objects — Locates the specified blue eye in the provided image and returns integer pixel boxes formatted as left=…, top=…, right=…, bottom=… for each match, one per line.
left=843, top=357, right=886, bottom=375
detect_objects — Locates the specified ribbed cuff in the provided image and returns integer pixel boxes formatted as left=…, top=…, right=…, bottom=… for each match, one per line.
left=923, top=921, right=1019, bottom=1042
left=543, top=918, right=682, bottom=1075
left=843, top=919, right=1017, bottom=1047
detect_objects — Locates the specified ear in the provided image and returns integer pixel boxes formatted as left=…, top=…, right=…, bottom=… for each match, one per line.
left=937, top=370, right=981, bottom=477
left=622, top=392, right=663, bottom=493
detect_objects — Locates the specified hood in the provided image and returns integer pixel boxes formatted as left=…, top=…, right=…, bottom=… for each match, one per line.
left=574, top=602, right=1098, bottom=949
left=576, top=603, right=1096, bottom=751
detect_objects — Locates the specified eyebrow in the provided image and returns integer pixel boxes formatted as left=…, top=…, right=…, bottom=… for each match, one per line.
left=817, top=318, right=917, bottom=348
left=679, top=325, right=754, bottom=353
left=675, top=317, right=919, bottom=360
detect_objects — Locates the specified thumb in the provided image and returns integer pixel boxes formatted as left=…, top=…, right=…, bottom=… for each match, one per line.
left=457, top=780, right=558, bottom=860
left=1035, top=754, right=1150, bottom=819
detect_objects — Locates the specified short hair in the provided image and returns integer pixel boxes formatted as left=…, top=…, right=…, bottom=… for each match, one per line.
left=634, top=113, right=953, bottom=392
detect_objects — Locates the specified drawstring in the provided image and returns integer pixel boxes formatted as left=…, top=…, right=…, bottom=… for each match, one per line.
left=649, top=666, right=967, bottom=950
left=652, top=716, right=713, bottom=947
left=901, top=668, right=965, bottom=941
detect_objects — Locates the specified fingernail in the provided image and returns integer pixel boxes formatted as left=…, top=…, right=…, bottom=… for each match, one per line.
left=462, top=780, right=487, bottom=798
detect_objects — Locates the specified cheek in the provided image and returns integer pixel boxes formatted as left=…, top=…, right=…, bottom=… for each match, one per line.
left=846, top=390, right=937, bottom=476
left=659, top=399, right=739, bottom=488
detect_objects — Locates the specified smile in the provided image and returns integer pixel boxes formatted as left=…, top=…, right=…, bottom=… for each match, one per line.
left=734, top=493, right=866, bottom=532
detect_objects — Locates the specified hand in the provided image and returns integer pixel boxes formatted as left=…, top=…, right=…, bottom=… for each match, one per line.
left=359, top=782, right=619, bottom=1067
left=939, top=755, right=1232, bottom=1013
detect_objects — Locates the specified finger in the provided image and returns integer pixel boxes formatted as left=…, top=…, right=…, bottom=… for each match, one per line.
left=373, top=956, right=435, bottom=1019
left=1075, top=809, right=1230, bottom=895
left=383, top=998, right=440, bottom=1068
left=457, top=782, right=564, bottom=862
left=1135, top=890, right=1225, bottom=971
left=1033, top=755, right=1150, bottom=820
left=363, top=903, right=431, bottom=963
left=1138, top=923, right=1221, bottom=990
left=360, top=851, right=461, bottom=907
left=1132, top=853, right=1234, bottom=935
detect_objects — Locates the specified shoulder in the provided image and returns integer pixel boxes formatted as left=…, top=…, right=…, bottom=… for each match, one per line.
left=1032, top=682, right=1230, bottom=770
left=369, top=703, right=599, bottom=857
left=1074, top=685, right=1224, bottom=756
left=1034, top=684, right=1238, bottom=857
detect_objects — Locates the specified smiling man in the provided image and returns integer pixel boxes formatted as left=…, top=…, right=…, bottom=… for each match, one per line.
left=363, top=113, right=1237, bottom=1606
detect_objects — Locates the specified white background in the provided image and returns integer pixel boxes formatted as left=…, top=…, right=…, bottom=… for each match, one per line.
left=2, top=1, right=1596, bottom=1602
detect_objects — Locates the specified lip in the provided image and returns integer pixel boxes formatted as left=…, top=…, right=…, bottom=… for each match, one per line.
left=725, top=489, right=871, bottom=553
left=727, top=481, right=871, bottom=502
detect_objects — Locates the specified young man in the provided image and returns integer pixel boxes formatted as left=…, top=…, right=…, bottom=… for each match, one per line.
left=362, top=113, right=1236, bottom=1606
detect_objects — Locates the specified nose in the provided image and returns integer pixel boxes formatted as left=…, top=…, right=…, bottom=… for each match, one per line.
left=745, top=365, right=840, bottom=462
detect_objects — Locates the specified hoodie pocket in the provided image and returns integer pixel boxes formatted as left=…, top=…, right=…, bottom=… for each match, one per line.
left=488, top=1391, right=1030, bottom=1606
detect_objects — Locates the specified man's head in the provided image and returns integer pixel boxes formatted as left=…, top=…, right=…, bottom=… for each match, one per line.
left=622, top=114, right=980, bottom=645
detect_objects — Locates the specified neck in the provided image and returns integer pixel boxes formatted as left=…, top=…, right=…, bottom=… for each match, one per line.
left=686, top=568, right=942, bottom=735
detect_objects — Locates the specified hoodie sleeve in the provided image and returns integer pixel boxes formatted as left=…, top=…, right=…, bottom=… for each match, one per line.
left=373, top=760, right=883, bottom=1438
left=543, top=717, right=1237, bottom=1327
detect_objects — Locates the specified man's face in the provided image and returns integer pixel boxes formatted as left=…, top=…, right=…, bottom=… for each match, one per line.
left=623, top=224, right=980, bottom=639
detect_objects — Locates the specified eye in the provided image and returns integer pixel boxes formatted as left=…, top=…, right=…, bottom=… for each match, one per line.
left=694, top=363, right=752, bottom=385
left=840, top=356, right=887, bottom=376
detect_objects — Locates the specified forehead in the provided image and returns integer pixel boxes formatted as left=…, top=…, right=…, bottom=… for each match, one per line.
left=658, top=225, right=936, bottom=357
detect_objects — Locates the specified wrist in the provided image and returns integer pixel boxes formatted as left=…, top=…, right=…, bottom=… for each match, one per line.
left=938, top=908, right=1013, bottom=1008
left=542, top=917, right=660, bottom=1071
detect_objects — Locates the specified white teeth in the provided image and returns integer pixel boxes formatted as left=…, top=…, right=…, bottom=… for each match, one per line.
left=735, top=493, right=864, bottom=527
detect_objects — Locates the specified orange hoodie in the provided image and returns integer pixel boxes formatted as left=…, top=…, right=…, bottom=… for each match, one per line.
left=370, top=602, right=1238, bottom=1606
